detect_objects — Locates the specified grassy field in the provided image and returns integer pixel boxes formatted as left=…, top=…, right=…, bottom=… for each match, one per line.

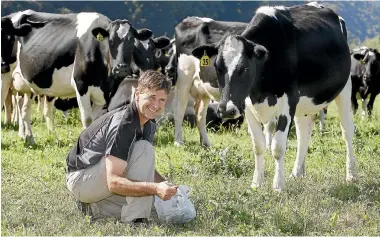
left=1, top=98, right=380, bottom=236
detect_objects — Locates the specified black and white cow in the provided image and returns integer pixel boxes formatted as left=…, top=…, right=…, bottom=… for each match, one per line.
left=351, top=47, right=380, bottom=117
left=131, top=35, right=171, bottom=76
left=1, top=10, right=152, bottom=144
left=192, top=3, right=357, bottom=191
left=167, top=17, right=248, bottom=147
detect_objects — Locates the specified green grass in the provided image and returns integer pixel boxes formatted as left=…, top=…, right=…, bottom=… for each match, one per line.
left=2, top=98, right=380, bottom=236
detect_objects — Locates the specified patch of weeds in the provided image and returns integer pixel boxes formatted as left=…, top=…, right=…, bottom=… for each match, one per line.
left=273, top=207, right=305, bottom=235
left=199, top=145, right=251, bottom=178
left=329, top=183, right=360, bottom=202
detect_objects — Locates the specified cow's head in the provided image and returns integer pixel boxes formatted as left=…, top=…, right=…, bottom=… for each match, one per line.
left=154, top=38, right=174, bottom=74
left=353, top=48, right=380, bottom=86
left=92, top=19, right=152, bottom=79
left=132, top=35, right=171, bottom=74
left=164, top=42, right=178, bottom=85
left=1, top=16, right=32, bottom=73
left=192, top=35, right=269, bottom=119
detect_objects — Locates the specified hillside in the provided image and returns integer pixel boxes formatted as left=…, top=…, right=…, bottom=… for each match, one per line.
left=1, top=1, right=379, bottom=46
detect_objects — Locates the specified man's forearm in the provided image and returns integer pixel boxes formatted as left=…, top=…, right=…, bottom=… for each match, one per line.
left=108, top=175, right=158, bottom=197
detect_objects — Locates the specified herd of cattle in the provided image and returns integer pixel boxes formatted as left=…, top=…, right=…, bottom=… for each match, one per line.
left=1, top=2, right=379, bottom=191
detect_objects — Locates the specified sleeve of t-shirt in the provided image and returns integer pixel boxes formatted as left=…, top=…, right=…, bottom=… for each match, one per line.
left=105, top=118, right=134, bottom=161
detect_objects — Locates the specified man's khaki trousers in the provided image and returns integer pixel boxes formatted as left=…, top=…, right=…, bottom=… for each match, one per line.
left=66, top=140, right=155, bottom=223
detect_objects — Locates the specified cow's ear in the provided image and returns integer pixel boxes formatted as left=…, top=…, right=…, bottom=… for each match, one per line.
left=92, top=27, right=109, bottom=42
left=192, top=45, right=218, bottom=59
left=136, top=28, right=152, bottom=41
left=153, top=36, right=170, bottom=49
left=253, top=44, right=269, bottom=62
left=14, top=24, right=33, bottom=36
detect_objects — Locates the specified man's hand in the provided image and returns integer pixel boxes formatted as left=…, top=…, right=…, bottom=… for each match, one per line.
left=156, top=181, right=178, bottom=200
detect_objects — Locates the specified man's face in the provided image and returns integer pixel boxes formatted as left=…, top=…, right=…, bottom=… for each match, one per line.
left=135, top=88, right=168, bottom=121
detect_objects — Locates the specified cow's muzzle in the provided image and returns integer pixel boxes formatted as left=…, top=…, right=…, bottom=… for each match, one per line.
left=112, top=63, right=129, bottom=78
left=217, top=101, right=241, bottom=119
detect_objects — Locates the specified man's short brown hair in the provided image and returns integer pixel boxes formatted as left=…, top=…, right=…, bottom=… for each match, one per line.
left=137, top=70, right=172, bottom=95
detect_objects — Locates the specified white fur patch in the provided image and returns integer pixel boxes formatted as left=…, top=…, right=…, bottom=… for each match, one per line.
left=11, top=10, right=34, bottom=23
left=223, top=36, right=243, bottom=80
left=256, top=6, right=277, bottom=19
left=33, top=64, right=75, bottom=97
left=140, top=39, right=150, bottom=50
left=338, top=16, right=345, bottom=34
left=117, top=22, right=131, bottom=39
left=368, top=51, right=375, bottom=57
left=245, top=96, right=278, bottom=123
left=274, top=6, right=286, bottom=10
left=307, top=2, right=324, bottom=8
left=197, top=17, right=214, bottom=23
left=226, top=100, right=241, bottom=119
left=76, top=13, right=99, bottom=38
left=295, top=96, right=329, bottom=116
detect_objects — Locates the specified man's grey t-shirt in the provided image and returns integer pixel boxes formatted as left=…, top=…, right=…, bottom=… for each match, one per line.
left=66, top=101, right=156, bottom=173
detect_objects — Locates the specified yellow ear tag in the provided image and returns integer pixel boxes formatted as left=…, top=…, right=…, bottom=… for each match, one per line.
left=200, top=50, right=210, bottom=67
left=96, top=33, right=104, bottom=42
left=360, top=59, right=365, bottom=64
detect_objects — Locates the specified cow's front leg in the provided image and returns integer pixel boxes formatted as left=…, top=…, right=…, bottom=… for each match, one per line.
left=351, top=91, right=358, bottom=115
left=245, top=104, right=266, bottom=188
left=361, top=98, right=369, bottom=119
left=319, top=107, right=327, bottom=133
left=174, top=66, right=193, bottom=146
left=1, top=72, right=12, bottom=108
left=263, top=117, right=277, bottom=151
left=43, top=96, right=56, bottom=133
left=367, top=92, right=378, bottom=117
left=194, top=97, right=211, bottom=147
left=4, top=90, right=12, bottom=125
left=21, top=93, right=35, bottom=145
left=271, top=96, right=296, bottom=191
left=291, top=115, right=314, bottom=178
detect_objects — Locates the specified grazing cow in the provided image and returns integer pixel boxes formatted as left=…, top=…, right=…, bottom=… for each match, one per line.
left=351, top=47, right=380, bottom=117
left=1, top=10, right=152, bottom=144
left=54, top=34, right=171, bottom=118
left=192, top=3, right=356, bottom=191
left=166, top=17, right=248, bottom=147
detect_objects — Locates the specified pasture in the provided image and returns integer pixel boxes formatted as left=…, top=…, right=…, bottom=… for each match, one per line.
left=1, top=98, right=380, bottom=236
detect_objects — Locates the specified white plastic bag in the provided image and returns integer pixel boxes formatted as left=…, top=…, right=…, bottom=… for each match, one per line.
left=154, top=185, right=196, bottom=224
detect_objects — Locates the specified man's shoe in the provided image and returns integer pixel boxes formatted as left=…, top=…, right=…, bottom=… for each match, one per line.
left=131, top=218, right=149, bottom=227
left=76, top=200, right=93, bottom=217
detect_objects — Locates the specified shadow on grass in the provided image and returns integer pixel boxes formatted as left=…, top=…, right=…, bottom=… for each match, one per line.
left=1, top=122, right=19, bottom=131
left=1, top=142, right=12, bottom=150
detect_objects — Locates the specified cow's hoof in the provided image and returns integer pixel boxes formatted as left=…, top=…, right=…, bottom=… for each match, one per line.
left=290, top=169, right=306, bottom=178
left=346, top=174, right=358, bottom=182
left=250, top=182, right=263, bottom=189
left=174, top=141, right=183, bottom=147
left=25, top=135, right=35, bottom=146
left=272, top=180, right=285, bottom=192
left=18, top=131, right=25, bottom=139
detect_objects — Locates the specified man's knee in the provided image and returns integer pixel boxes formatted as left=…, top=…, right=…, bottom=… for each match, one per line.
left=129, top=140, right=155, bottom=164
left=127, top=140, right=155, bottom=182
